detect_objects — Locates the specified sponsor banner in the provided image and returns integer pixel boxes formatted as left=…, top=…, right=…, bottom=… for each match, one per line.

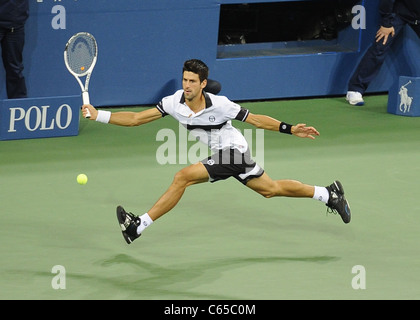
left=0, top=96, right=81, bottom=141
left=388, top=76, right=420, bottom=117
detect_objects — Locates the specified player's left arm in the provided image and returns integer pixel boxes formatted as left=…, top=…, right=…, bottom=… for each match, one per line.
left=244, top=112, right=320, bottom=139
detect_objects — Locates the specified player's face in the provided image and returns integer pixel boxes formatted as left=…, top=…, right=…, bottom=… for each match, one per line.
left=183, top=71, right=206, bottom=101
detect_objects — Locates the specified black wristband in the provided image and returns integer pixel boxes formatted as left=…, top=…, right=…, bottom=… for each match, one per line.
left=279, top=122, right=292, bottom=134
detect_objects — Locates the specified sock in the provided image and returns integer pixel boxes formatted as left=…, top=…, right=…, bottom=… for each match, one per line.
left=136, top=213, right=154, bottom=235
left=313, top=186, right=329, bottom=204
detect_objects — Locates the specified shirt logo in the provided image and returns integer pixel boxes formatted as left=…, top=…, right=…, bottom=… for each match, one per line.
left=207, top=159, right=215, bottom=166
left=209, top=115, right=215, bottom=122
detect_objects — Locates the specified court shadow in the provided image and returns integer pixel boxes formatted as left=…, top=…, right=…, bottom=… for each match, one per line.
left=91, top=253, right=340, bottom=299
left=18, top=253, right=339, bottom=299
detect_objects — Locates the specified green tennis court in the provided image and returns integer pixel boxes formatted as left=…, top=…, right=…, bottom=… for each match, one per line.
left=1, top=94, right=419, bottom=300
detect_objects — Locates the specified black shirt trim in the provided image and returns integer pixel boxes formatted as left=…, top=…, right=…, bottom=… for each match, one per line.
left=185, top=122, right=227, bottom=131
left=156, top=101, right=168, bottom=117
left=179, top=91, right=213, bottom=108
left=235, top=108, right=249, bottom=122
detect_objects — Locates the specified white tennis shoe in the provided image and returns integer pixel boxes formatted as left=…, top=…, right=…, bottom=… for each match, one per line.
left=346, top=91, right=365, bottom=106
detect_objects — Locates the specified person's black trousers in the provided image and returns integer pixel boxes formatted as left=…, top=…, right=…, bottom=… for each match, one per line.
left=0, top=25, right=27, bottom=99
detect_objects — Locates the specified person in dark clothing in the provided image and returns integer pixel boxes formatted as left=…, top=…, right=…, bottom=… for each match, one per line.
left=0, top=0, right=29, bottom=99
left=346, top=0, right=420, bottom=106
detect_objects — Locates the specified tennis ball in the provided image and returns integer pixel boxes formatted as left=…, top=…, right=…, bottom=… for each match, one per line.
left=77, top=173, right=88, bottom=185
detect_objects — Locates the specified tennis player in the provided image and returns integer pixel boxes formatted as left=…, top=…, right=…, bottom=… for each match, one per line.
left=82, top=59, right=351, bottom=244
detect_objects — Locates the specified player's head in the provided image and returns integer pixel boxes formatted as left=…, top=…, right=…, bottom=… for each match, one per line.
left=183, top=59, right=209, bottom=83
left=182, top=59, right=208, bottom=101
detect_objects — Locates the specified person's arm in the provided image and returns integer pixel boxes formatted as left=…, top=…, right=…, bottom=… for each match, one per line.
left=82, top=104, right=162, bottom=126
left=244, top=112, right=320, bottom=139
left=379, top=0, right=396, bottom=28
left=376, top=0, right=396, bottom=44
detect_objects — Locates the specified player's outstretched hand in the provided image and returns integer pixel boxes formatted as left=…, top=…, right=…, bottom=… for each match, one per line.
left=292, top=123, right=320, bottom=139
left=82, top=104, right=97, bottom=120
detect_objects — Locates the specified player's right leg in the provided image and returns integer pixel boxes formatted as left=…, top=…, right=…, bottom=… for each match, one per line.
left=116, top=162, right=209, bottom=244
left=116, top=206, right=142, bottom=244
left=147, top=162, right=210, bottom=220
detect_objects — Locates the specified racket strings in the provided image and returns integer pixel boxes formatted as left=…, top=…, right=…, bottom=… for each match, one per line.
left=66, top=35, right=97, bottom=75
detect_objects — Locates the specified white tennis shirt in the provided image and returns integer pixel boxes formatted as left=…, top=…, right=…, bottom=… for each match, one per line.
left=156, top=90, right=250, bottom=153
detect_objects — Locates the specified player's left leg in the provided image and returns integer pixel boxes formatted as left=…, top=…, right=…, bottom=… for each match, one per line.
left=245, top=173, right=351, bottom=223
left=245, top=172, right=315, bottom=198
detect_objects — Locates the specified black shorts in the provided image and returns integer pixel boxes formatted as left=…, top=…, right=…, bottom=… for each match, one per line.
left=201, top=148, right=264, bottom=185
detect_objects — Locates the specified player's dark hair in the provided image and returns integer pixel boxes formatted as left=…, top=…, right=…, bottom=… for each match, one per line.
left=183, top=59, right=209, bottom=83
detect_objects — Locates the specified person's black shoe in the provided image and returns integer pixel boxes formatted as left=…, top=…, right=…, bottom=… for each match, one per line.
left=326, top=180, right=351, bottom=224
left=116, top=205, right=141, bottom=244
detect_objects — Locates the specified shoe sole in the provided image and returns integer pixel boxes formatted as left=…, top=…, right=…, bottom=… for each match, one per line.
left=116, top=205, right=135, bottom=244
left=116, top=205, right=127, bottom=230
left=343, top=200, right=351, bottom=224
left=333, top=181, right=351, bottom=224
left=346, top=98, right=365, bottom=106
left=121, top=232, right=134, bottom=244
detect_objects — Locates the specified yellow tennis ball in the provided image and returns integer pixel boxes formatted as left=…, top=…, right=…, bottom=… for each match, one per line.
left=77, top=174, right=88, bottom=185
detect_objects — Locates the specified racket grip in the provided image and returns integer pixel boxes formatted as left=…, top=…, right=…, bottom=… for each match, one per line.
left=82, top=91, right=91, bottom=118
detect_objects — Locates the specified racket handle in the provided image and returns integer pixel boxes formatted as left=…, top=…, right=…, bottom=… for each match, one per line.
left=82, top=91, right=91, bottom=118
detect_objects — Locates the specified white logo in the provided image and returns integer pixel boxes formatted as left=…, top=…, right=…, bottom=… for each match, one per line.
left=399, top=81, right=413, bottom=113
left=207, top=159, right=215, bottom=166
left=8, top=104, right=73, bottom=133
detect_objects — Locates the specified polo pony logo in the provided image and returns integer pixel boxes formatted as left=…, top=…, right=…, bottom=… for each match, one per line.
left=399, top=81, right=413, bottom=113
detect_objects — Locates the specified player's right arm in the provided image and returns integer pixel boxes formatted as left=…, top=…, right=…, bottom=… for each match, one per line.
left=82, top=104, right=162, bottom=126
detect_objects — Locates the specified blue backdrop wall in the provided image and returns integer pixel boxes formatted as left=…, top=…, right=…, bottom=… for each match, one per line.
left=1, top=0, right=419, bottom=106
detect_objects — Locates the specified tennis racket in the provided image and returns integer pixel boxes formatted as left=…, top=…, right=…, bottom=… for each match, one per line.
left=64, top=32, right=98, bottom=118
